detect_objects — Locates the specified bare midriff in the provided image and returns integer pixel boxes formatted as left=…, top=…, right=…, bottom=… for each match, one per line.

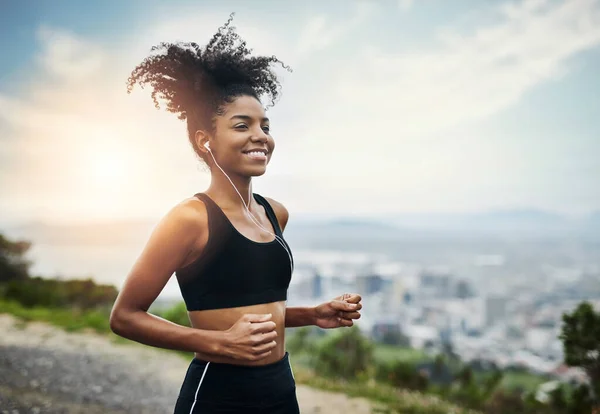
left=188, top=300, right=287, bottom=365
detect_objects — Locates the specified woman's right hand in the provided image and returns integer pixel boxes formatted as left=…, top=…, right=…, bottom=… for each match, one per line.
left=221, top=313, right=278, bottom=361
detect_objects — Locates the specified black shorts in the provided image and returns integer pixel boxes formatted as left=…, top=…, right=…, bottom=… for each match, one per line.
left=174, top=351, right=300, bottom=413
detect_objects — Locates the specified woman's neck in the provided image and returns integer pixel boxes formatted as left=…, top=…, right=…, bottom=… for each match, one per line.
left=206, top=173, right=254, bottom=209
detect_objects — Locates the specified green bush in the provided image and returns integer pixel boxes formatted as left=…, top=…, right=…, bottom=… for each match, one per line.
left=156, top=301, right=190, bottom=327
left=567, top=383, right=595, bottom=414
left=375, top=359, right=429, bottom=391
left=313, top=325, right=374, bottom=380
left=286, top=326, right=317, bottom=354
left=1, top=277, right=118, bottom=309
left=5, top=277, right=65, bottom=307
left=448, top=383, right=488, bottom=410
left=483, top=389, right=528, bottom=414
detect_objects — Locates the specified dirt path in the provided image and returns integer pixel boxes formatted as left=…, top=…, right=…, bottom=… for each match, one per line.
left=0, top=314, right=380, bottom=413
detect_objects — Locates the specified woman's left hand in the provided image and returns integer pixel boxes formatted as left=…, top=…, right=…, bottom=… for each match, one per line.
left=314, top=293, right=362, bottom=329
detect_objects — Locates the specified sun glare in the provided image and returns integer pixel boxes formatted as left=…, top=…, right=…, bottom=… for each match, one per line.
left=67, top=141, right=141, bottom=221
left=89, top=153, right=127, bottom=187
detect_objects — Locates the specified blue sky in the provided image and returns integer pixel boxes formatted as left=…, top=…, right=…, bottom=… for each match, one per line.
left=1, top=0, right=599, bottom=225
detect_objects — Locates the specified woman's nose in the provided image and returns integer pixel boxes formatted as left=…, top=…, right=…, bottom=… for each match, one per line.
left=252, top=128, right=269, bottom=142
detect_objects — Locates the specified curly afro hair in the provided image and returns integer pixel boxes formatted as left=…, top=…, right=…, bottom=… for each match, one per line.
left=126, top=13, right=291, bottom=160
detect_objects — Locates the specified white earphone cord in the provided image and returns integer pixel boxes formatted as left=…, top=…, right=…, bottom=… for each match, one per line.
left=206, top=148, right=294, bottom=274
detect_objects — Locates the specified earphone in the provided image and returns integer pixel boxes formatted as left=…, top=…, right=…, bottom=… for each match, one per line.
left=203, top=140, right=294, bottom=274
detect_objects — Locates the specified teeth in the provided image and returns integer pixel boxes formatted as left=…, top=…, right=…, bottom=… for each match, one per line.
left=247, top=151, right=266, bottom=156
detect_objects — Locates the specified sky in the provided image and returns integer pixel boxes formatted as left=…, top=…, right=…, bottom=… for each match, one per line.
left=1, top=0, right=600, bottom=226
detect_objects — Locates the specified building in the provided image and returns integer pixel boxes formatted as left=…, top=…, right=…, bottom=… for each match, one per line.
left=485, top=295, right=508, bottom=327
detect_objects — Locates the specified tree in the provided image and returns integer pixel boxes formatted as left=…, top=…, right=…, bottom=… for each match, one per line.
left=0, top=233, right=32, bottom=282
left=381, top=329, right=410, bottom=347
left=560, top=301, right=600, bottom=403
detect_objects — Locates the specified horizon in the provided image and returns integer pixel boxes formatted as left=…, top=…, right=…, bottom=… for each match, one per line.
left=3, top=205, right=599, bottom=233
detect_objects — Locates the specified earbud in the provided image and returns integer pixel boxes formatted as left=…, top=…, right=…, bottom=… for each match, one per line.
left=204, top=142, right=210, bottom=150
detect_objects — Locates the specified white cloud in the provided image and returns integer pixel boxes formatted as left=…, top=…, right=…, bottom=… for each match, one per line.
left=398, top=0, right=414, bottom=12
left=327, top=0, right=600, bottom=139
left=35, top=26, right=107, bottom=80
left=278, top=0, right=600, bottom=213
left=294, top=2, right=376, bottom=58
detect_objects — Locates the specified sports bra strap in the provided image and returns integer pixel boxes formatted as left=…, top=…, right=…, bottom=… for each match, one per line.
left=253, top=194, right=283, bottom=237
left=194, top=192, right=282, bottom=237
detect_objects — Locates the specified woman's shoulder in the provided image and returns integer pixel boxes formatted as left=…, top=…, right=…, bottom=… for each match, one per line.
left=260, top=195, right=289, bottom=232
left=156, top=194, right=210, bottom=236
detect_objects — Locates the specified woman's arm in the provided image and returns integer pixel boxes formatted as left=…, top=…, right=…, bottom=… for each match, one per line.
left=285, top=298, right=362, bottom=329
left=109, top=199, right=224, bottom=357
left=285, top=306, right=317, bottom=327
left=110, top=308, right=225, bottom=355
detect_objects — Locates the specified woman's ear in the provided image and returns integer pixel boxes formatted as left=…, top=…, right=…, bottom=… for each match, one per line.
left=195, top=130, right=209, bottom=154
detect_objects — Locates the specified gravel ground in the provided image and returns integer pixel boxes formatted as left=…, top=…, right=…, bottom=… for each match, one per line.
left=0, top=314, right=378, bottom=414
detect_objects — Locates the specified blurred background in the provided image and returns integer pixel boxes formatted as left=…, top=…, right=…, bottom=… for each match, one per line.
left=1, top=0, right=600, bottom=413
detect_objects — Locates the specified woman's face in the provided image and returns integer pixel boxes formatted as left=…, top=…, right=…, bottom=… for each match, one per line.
left=206, top=95, right=274, bottom=178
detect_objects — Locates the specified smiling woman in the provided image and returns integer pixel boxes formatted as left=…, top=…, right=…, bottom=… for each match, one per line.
left=109, top=12, right=363, bottom=414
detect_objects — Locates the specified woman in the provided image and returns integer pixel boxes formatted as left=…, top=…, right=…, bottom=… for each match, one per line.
left=109, top=15, right=363, bottom=413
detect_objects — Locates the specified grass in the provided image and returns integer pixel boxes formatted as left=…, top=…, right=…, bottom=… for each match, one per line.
left=0, top=298, right=111, bottom=333
left=374, top=344, right=432, bottom=364
left=0, top=298, right=203, bottom=365
left=500, top=370, right=550, bottom=391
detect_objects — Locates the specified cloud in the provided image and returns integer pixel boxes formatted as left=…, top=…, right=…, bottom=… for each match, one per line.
left=327, top=0, right=600, bottom=138
left=279, top=0, right=600, bottom=213
left=398, top=0, right=414, bottom=12
left=35, top=26, right=107, bottom=80
left=294, top=2, right=376, bottom=58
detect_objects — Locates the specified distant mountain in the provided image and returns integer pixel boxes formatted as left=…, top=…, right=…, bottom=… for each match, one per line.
left=584, top=210, right=600, bottom=224
left=284, top=209, right=588, bottom=245
left=3, top=207, right=599, bottom=247
left=464, top=209, right=571, bottom=232
left=472, top=209, right=567, bottom=223
left=319, top=218, right=398, bottom=230
left=384, top=208, right=579, bottom=236
left=286, top=217, right=404, bottom=239
left=580, top=211, right=600, bottom=236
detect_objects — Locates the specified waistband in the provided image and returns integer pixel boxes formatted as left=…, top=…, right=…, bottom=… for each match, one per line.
left=191, top=351, right=290, bottom=374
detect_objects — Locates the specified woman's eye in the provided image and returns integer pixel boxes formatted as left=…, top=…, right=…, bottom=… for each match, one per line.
left=262, top=126, right=270, bottom=133
left=235, top=124, right=248, bottom=129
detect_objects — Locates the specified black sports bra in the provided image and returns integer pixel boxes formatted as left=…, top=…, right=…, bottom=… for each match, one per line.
left=175, top=193, right=293, bottom=311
